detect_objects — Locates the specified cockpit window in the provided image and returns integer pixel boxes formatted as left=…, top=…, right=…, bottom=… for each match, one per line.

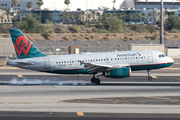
left=159, top=54, right=166, bottom=58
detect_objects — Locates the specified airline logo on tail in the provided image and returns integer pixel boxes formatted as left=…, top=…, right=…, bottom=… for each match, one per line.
left=13, top=36, right=32, bottom=56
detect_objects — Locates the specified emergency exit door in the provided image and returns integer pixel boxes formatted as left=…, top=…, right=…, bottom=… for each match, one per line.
left=44, top=58, right=50, bottom=69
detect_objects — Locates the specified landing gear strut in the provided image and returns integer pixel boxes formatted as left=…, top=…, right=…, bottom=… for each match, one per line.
left=147, top=70, right=152, bottom=81
left=91, top=74, right=100, bottom=85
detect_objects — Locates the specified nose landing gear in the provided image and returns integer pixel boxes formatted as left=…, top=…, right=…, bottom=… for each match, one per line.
left=147, top=70, right=152, bottom=81
left=91, top=74, right=101, bottom=85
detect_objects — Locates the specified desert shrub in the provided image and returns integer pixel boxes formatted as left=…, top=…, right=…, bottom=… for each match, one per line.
left=175, top=35, right=179, bottom=38
left=99, top=29, right=109, bottom=33
left=104, top=36, right=111, bottom=41
left=54, top=27, right=66, bottom=33
left=113, top=33, right=117, bottom=36
left=104, top=17, right=123, bottom=33
left=73, top=34, right=77, bottom=37
left=43, top=31, right=51, bottom=40
left=146, top=25, right=156, bottom=33
left=124, top=36, right=133, bottom=40
left=64, top=36, right=70, bottom=41
left=164, top=15, right=180, bottom=30
left=164, top=31, right=168, bottom=35
left=85, top=36, right=91, bottom=40
left=90, top=35, right=95, bottom=39
left=129, top=24, right=150, bottom=33
left=145, top=36, right=151, bottom=40
left=169, top=28, right=180, bottom=33
left=48, top=29, right=54, bottom=33
left=3, top=35, right=9, bottom=38
left=71, top=25, right=81, bottom=33
left=152, top=34, right=158, bottom=40
left=14, top=13, right=46, bottom=33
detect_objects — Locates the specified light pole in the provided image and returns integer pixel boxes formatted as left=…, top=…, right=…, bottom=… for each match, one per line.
left=160, top=0, right=164, bottom=44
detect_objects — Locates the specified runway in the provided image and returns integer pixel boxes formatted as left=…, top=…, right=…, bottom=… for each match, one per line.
left=0, top=71, right=180, bottom=119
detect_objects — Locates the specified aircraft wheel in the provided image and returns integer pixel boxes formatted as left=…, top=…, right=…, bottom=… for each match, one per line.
left=94, top=78, right=100, bottom=85
left=91, top=78, right=100, bottom=85
left=148, top=77, right=152, bottom=81
left=91, top=77, right=96, bottom=83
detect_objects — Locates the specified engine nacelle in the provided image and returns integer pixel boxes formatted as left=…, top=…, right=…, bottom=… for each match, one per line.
left=105, top=67, right=131, bottom=78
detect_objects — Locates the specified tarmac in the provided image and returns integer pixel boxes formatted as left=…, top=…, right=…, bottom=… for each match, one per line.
left=0, top=69, right=179, bottom=119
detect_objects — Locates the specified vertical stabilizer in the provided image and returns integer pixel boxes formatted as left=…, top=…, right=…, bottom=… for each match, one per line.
left=9, top=29, right=47, bottom=59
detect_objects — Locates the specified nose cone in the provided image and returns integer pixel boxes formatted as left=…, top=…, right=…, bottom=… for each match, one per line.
left=168, top=57, right=174, bottom=63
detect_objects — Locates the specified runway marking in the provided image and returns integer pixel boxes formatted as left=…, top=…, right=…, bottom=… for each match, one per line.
left=17, top=75, right=23, bottom=77
left=77, top=112, right=84, bottom=116
left=143, top=96, right=170, bottom=100
left=151, top=76, right=158, bottom=78
left=9, top=102, right=31, bottom=104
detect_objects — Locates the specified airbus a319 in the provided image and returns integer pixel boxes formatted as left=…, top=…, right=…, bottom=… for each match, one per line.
left=7, top=29, right=174, bottom=84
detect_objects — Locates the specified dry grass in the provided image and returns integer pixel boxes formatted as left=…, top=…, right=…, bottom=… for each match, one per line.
left=64, top=36, right=70, bottom=41
left=85, top=36, right=91, bottom=40
left=104, top=36, right=111, bottom=41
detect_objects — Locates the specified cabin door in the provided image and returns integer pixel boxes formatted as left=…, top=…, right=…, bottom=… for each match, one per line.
left=147, top=52, right=153, bottom=63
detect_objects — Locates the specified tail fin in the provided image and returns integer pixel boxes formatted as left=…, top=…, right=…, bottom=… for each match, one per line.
left=9, top=29, right=47, bottom=59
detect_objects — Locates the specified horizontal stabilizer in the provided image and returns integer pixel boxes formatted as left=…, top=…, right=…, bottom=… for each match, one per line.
left=16, top=61, right=34, bottom=65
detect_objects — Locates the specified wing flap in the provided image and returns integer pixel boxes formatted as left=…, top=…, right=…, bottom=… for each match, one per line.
left=83, top=62, right=130, bottom=73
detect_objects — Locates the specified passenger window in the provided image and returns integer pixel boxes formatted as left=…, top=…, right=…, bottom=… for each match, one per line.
left=96, top=59, right=98, bottom=61
left=99, top=59, right=100, bottom=61
left=136, top=57, right=138, bottom=59
left=91, top=60, right=92, bottom=62
left=93, top=60, right=95, bottom=61
left=115, top=58, right=116, bottom=60
left=70, top=61, right=71, bottom=63
left=72, top=61, right=74, bottom=63
left=64, top=61, right=66, bottom=63
left=101, top=59, right=103, bottom=61
left=111, top=58, right=113, bottom=60
left=104, top=59, right=106, bottom=61
left=125, top=58, right=127, bottom=59
left=56, top=62, right=58, bottom=64
left=62, top=62, right=63, bottom=63
left=118, top=58, right=119, bottom=60
left=141, top=57, right=143, bottom=59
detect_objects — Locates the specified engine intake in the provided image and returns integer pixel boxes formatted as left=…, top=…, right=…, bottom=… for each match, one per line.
left=105, top=67, right=131, bottom=78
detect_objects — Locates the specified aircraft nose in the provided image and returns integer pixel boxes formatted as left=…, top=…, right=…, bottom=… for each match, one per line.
left=168, top=57, right=174, bottom=63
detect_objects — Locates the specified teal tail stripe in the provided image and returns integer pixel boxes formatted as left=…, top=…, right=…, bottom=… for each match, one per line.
left=9, top=29, right=47, bottom=59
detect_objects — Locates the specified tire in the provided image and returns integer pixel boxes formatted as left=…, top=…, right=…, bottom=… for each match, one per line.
left=95, top=79, right=100, bottom=85
left=148, top=77, right=152, bottom=81
left=91, top=78, right=96, bottom=83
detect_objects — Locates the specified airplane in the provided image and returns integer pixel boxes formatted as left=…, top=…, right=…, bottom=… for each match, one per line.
left=7, top=29, right=174, bottom=84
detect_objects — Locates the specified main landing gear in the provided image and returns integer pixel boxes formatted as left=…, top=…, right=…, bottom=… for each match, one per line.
left=147, top=70, right=152, bottom=81
left=91, top=74, right=100, bottom=85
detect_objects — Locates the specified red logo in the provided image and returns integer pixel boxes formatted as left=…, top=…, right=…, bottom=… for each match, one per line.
left=13, top=36, right=32, bottom=56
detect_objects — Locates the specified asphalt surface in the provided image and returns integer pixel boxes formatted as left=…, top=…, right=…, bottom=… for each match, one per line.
left=0, top=72, right=180, bottom=119
left=0, top=112, right=180, bottom=120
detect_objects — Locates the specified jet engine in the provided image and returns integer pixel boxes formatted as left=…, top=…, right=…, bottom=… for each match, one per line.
left=104, top=67, right=131, bottom=78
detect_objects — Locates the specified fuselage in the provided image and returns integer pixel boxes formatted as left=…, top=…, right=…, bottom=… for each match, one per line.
left=8, top=50, right=174, bottom=74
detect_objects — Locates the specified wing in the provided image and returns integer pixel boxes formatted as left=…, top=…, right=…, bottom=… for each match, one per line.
left=84, top=62, right=129, bottom=74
